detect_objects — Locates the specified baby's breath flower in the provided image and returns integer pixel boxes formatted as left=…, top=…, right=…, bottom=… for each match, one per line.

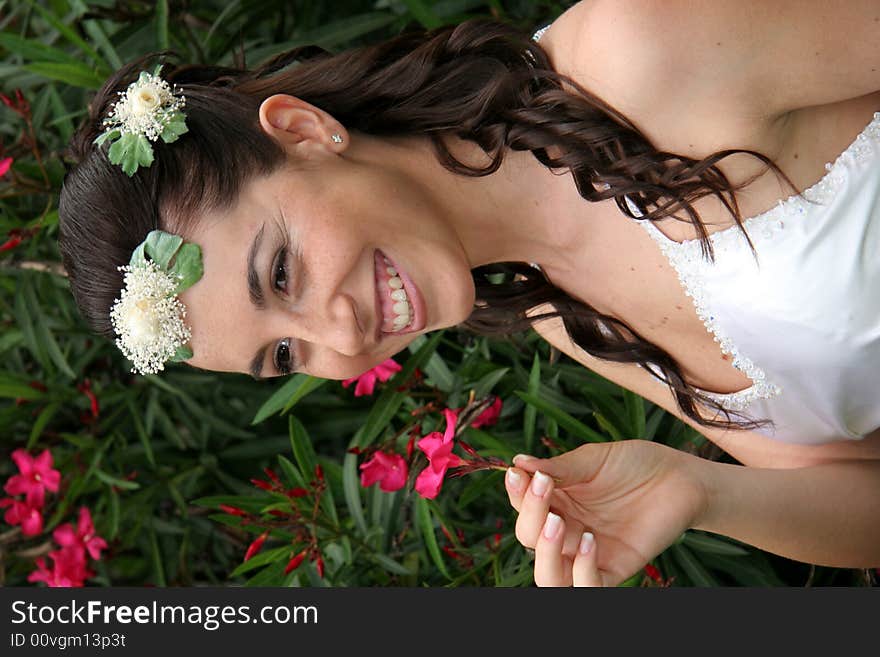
left=103, top=72, right=184, bottom=141
left=110, top=260, right=191, bottom=375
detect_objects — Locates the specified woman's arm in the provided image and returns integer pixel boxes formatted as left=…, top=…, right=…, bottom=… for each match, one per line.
left=527, top=307, right=880, bottom=468
left=694, top=457, right=880, bottom=567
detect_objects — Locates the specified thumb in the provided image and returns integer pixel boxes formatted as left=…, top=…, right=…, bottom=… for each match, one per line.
left=512, top=443, right=611, bottom=488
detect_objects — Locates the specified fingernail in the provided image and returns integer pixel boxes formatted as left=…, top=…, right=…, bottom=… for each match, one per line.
left=512, top=453, right=534, bottom=466
left=579, top=532, right=595, bottom=555
left=543, top=512, right=562, bottom=540
left=530, top=470, right=551, bottom=498
left=506, top=468, right=522, bottom=490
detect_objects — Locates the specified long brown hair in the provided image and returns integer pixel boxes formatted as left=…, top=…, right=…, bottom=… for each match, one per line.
left=59, top=18, right=790, bottom=430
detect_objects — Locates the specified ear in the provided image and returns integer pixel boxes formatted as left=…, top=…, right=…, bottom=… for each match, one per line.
left=258, top=94, right=348, bottom=154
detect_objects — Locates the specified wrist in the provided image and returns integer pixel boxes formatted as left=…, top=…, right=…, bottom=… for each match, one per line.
left=672, top=448, right=724, bottom=531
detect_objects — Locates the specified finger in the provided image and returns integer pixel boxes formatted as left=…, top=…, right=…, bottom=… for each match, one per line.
left=560, top=516, right=586, bottom=557
left=504, top=467, right=529, bottom=513
left=534, top=512, right=572, bottom=587
left=514, top=470, right=553, bottom=549
left=513, top=443, right=611, bottom=488
left=572, top=532, right=603, bottom=587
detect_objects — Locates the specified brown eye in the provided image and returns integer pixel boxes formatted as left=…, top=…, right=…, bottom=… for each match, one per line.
left=274, top=338, right=292, bottom=375
left=272, top=247, right=288, bottom=293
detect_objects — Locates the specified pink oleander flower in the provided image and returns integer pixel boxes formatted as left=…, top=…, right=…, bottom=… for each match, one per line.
left=28, top=548, right=92, bottom=588
left=470, top=396, right=503, bottom=428
left=414, top=408, right=462, bottom=499
left=52, top=507, right=107, bottom=561
left=0, top=497, right=43, bottom=536
left=0, top=157, right=12, bottom=177
left=4, top=449, right=61, bottom=508
left=341, top=358, right=402, bottom=396
left=359, top=451, right=408, bottom=492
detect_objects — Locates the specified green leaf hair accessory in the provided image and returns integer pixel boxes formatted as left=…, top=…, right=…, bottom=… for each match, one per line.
left=109, top=230, right=203, bottom=375
left=95, top=69, right=188, bottom=176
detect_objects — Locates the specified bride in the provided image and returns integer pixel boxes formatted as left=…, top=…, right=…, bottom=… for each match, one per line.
left=58, top=0, right=880, bottom=585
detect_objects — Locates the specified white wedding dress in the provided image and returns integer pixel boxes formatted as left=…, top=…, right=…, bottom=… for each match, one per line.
left=533, top=26, right=880, bottom=445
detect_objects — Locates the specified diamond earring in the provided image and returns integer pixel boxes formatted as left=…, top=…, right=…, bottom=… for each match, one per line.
left=331, top=133, right=343, bottom=144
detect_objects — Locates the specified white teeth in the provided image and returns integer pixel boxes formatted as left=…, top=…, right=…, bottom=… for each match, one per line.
left=379, top=254, right=414, bottom=333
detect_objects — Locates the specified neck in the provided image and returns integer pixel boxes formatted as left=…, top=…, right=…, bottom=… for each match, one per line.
left=369, top=133, right=591, bottom=283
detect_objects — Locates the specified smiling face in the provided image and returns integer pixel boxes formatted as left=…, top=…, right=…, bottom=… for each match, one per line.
left=175, top=96, right=475, bottom=380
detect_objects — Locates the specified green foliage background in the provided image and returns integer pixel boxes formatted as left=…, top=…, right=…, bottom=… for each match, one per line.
left=0, top=0, right=871, bottom=587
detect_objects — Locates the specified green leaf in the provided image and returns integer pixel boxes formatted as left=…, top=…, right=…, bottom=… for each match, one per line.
left=160, top=114, right=188, bottom=144
left=27, top=402, right=60, bottom=449
left=0, top=378, right=45, bottom=400
left=142, top=230, right=183, bottom=270
left=681, top=531, right=749, bottom=557
left=342, top=451, right=367, bottom=536
left=94, top=129, right=120, bottom=147
left=668, top=543, right=719, bottom=587
left=171, top=345, right=193, bottom=362
left=23, top=62, right=104, bottom=89
left=414, top=496, right=451, bottom=580
left=156, top=0, right=170, bottom=50
left=168, top=242, right=202, bottom=293
left=623, top=389, right=646, bottom=438
left=288, top=416, right=318, bottom=481
left=400, top=0, right=443, bottom=29
left=26, top=1, right=105, bottom=65
left=472, top=367, right=509, bottom=398
left=515, top=391, right=607, bottom=443
left=369, top=553, right=413, bottom=576
left=229, top=546, right=290, bottom=578
left=251, top=374, right=327, bottom=424
left=0, top=32, right=83, bottom=65
left=94, top=469, right=141, bottom=490
left=523, top=353, right=540, bottom=453
left=108, top=132, right=154, bottom=177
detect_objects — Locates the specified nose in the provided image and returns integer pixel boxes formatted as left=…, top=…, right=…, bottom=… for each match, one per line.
left=270, top=290, right=365, bottom=358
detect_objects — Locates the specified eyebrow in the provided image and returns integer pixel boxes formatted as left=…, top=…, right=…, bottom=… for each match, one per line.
left=248, top=223, right=267, bottom=380
left=249, top=347, right=266, bottom=380
left=248, top=222, right=266, bottom=310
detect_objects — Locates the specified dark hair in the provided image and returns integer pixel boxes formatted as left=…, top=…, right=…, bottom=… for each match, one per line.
left=59, top=18, right=791, bottom=431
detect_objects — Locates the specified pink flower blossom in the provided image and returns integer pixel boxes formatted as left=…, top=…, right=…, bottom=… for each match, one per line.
left=470, top=396, right=503, bottom=428
left=414, top=408, right=462, bottom=499
left=27, top=548, right=92, bottom=588
left=0, top=497, right=43, bottom=536
left=0, top=157, right=12, bottom=177
left=4, top=449, right=61, bottom=508
left=341, top=358, right=402, bottom=396
left=52, top=507, right=107, bottom=561
left=359, top=451, right=408, bottom=492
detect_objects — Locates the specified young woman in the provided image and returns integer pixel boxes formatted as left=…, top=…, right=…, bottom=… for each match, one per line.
left=58, top=0, right=880, bottom=586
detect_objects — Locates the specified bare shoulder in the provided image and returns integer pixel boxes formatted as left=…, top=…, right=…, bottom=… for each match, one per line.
left=544, top=0, right=880, bottom=135
left=527, top=304, right=880, bottom=468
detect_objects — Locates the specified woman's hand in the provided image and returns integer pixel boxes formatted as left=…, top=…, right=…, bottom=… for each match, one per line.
left=505, top=439, right=709, bottom=586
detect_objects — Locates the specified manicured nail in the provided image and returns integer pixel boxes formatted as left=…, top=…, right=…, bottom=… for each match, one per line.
left=543, top=512, right=563, bottom=540
left=579, top=532, right=595, bottom=555
left=506, top=468, right=522, bottom=490
left=512, top=453, right=534, bottom=466
left=530, top=470, right=551, bottom=497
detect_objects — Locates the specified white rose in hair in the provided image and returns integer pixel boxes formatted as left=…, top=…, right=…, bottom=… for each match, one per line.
left=110, top=260, right=191, bottom=374
left=129, top=82, right=164, bottom=117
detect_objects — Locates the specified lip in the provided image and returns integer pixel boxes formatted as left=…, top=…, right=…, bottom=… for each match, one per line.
left=373, top=249, right=425, bottom=342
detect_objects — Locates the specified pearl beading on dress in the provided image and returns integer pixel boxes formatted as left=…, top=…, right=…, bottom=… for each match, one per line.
left=638, top=111, right=880, bottom=411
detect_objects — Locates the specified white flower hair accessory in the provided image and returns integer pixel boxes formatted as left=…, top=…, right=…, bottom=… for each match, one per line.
left=110, top=230, right=203, bottom=375
left=95, top=68, right=188, bottom=176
